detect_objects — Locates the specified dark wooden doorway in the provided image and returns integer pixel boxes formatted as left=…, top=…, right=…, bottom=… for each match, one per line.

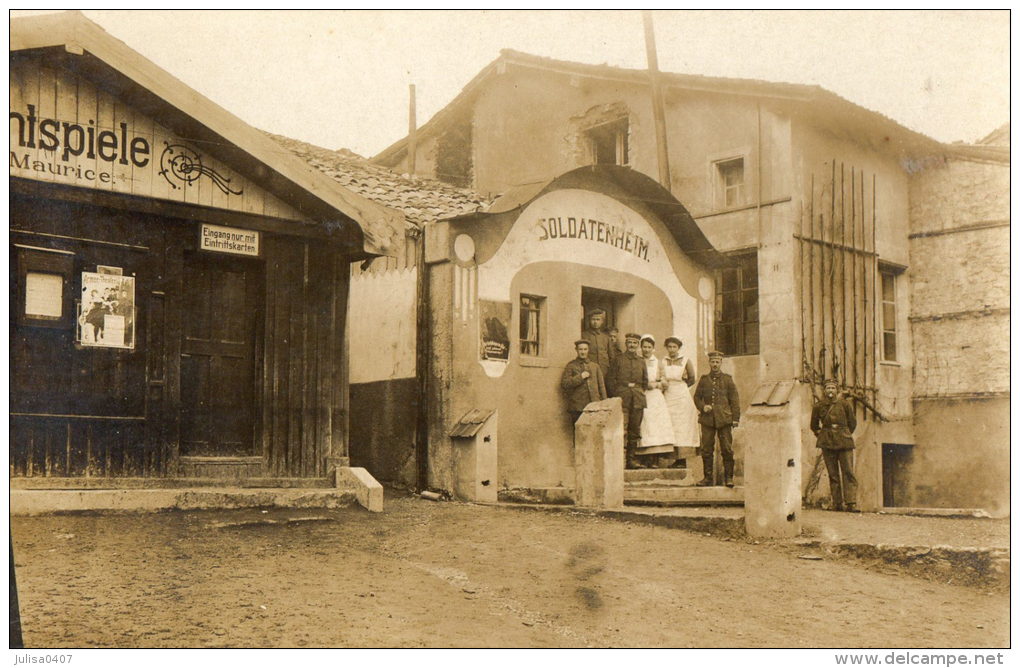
left=882, top=443, right=914, bottom=508
left=179, top=252, right=262, bottom=457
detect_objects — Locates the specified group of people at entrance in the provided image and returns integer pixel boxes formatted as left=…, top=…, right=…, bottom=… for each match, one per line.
left=561, top=309, right=860, bottom=501
left=560, top=308, right=741, bottom=487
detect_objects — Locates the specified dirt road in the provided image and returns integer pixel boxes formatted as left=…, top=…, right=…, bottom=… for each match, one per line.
left=10, top=496, right=1009, bottom=648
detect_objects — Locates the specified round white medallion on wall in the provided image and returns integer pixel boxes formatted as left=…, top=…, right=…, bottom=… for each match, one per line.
left=453, top=234, right=476, bottom=263
left=698, top=276, right=713, bottom=300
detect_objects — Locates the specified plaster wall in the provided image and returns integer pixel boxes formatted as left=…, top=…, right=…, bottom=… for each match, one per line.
left=432, top=187, right=712, bottom=493
left=911, top=397, right=1010, bottom=516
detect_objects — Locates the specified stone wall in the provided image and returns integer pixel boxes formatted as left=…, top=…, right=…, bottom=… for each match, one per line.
left=907, top=148, right=1009, bottom=512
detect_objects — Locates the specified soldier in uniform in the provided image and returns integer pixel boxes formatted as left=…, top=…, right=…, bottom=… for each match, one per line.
left=693, top=351, right=740, bottom=487
left=560, top=340, right=608, bottom=424
left=608, top=333, right=649, bottom=468
left=581, top=308, right=616, bottom=375
left=810, top=378, right=859, bottom=512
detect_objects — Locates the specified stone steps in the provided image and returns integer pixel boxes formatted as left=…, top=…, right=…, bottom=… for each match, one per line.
left=623, top=484, right=744, bottom=506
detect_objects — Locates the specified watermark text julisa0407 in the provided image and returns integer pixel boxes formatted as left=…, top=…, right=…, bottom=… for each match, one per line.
left=13, top=655, right=72, bottom=665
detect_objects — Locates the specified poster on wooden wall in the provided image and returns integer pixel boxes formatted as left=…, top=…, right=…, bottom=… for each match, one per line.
left=77, top=271, right=136, bottom=349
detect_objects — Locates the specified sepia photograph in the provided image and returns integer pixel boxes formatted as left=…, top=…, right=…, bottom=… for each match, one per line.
left=7, top=9, right=1010, bottom=659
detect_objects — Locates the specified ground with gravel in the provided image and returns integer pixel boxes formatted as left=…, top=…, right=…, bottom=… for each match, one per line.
left=10, top=496, right=1009, bottom=648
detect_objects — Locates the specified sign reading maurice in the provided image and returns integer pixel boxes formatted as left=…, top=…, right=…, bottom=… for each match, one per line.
left=534, top=215, right=651, bottom=262
left=200, top=224, right=261, bottom=256
left=9, top=60, right=303, bottom=221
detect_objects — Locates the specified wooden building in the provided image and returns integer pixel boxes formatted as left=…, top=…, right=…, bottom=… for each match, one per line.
left=9, top=12, right=402, bottom=482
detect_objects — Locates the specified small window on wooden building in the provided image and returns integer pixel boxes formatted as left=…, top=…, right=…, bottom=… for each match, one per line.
left=715, top=252, right=758, bottom=356
left=714, top=157, right=746, bottom=208
left=519, top=294, right=545, bottom=357
left=16, top=245, right=74, bottom=328
left=587, top=118, right=629, bottom=166
left=880, top=268, right=899, bottom=362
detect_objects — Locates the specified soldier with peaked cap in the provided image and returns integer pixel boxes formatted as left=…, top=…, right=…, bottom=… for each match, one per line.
left=561, top=339, right=608, bottom=424
left=693, top=351, right=740, bottom=486
left=608, top=332, right=649, bottom=468
left=581, top=308, right=616, bottom=375
left=810, top=378, right=859, bottom=512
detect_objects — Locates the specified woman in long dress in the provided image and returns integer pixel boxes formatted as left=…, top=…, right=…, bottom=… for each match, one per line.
left=637, top=334, right=675, bottom=461
left=661, top=336, right=700, bottom=466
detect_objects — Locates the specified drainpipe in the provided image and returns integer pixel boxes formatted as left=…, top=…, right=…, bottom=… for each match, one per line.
left=413, top=224, right=430, bottom=490
left=756, top=101, right=763, bottom=248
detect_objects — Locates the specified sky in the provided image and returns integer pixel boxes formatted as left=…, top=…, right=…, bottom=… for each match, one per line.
left=13, top=10, right=1012, bottom=157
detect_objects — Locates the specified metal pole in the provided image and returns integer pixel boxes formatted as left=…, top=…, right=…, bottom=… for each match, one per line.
left=851, top=167, right=859, bottom=390
left=642, top=10, right=672, bottom=190
left=828, top=160, right=836, bottom=380
left=839, top=162, right=847, bottom=385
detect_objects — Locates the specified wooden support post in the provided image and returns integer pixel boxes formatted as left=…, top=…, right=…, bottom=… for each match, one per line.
left=643, top=11, right=672, bottom=191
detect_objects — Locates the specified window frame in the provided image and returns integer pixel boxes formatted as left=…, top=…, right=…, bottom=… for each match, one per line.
left=518, top=293, right=546, bottom=361
left=713, top=156, right=747, bottom=209
left=714, top=251, right=759, bottom=356
left=585, top=117, right=629, bottom=167
left=879, top=266, right=900, bottom=363
left=15, top=245, right=75, bottom=329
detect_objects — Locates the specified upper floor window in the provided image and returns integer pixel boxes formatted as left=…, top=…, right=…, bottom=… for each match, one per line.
left=715, top=252, right=759, bottom=356
left=880, top=268, right=898, bottom=362
left=714, top=157, right=746, bottom=208
left=587, top=118, right=629, bottom=166
left=519, top=294, right=545, bottom=357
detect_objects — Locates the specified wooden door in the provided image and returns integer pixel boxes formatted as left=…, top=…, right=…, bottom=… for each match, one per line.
left=179, top=252, right=261, bottom=456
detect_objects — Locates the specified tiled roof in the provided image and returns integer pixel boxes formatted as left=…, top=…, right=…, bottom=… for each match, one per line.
left=266, top=133, right=490, bottom=229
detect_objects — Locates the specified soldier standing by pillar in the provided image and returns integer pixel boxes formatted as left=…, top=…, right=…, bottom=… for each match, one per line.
left=561, top=340, right=608, bottom=424
left=810, top=378, right=859, bottom=512
left=693, top=351, right=740, bottom=487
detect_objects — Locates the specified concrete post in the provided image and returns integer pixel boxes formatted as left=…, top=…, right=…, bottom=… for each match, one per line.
left=742, top=394, right=803, bottom=538
left=573, top=397, right=624, bottom=509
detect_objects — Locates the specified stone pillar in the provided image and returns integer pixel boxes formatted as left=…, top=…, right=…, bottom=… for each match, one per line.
left=743, top=390, right=803, bottom=538
left=573, top=397, right=624, bottom=509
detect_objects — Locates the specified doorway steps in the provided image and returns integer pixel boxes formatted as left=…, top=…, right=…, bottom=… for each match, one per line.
left=624, top=468, right=744, bottom=506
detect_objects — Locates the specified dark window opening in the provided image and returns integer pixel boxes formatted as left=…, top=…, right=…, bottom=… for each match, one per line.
left=715, top=252, right=759, bottom=355
left=435, top=117, right=473, bottom=188
left=587, top=118, right=629, bottom=166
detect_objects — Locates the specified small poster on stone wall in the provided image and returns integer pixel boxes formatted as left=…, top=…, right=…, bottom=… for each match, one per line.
left=479, top=300, right=511, bottom=361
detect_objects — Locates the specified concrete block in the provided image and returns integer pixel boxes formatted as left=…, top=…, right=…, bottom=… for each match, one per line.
left=742, top=389, right=803, bottom=539
left=336, top=467, right=384, bottom=512
left=573, top=397, right=624, bottom=509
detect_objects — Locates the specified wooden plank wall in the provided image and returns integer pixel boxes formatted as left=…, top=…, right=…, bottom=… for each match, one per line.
left=262, top=236, right=348, bottom=477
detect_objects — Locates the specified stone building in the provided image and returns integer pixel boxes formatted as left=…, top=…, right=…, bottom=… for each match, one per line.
left=363, top=50, right=1008, bottom=512
left=904, top=126, right=1010, bottom=513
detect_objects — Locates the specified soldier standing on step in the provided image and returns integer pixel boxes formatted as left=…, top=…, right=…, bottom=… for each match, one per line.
left=608, top=333, right=649, bottom=469
left=810, top=378, right=859, bottom=512
left=693, top=351, right=740, bottom=487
